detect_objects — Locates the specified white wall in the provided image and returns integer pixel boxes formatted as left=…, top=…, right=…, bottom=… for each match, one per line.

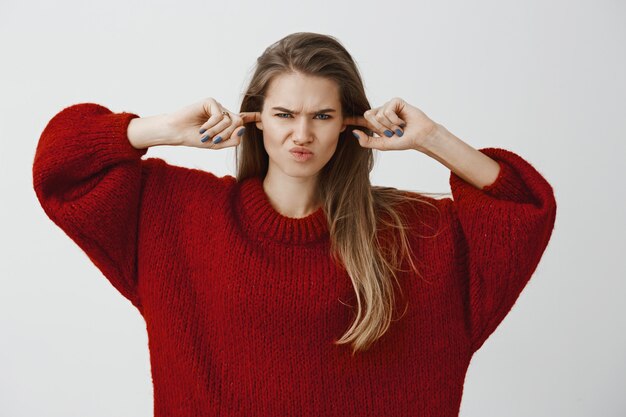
left=1, top=0, right=624, bottom=416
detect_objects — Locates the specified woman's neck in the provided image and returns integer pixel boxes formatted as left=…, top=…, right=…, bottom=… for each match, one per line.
left=262, top=171, right=321, bottom=219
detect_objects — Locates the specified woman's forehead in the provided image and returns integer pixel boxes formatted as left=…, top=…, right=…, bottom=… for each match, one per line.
left=265, top=73, right=341, bottom=109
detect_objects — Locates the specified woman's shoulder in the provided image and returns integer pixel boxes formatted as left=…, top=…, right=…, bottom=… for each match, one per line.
left=373, top=186, right=456, bottom=239
left=141, top=157, right=234, bottom=180
left=140, top=157, right=238, bottom=197
left=387, top=187, right=453, bottom=217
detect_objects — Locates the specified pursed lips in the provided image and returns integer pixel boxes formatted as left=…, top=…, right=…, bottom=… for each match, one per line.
left=290, top=148, right=313, bottom=154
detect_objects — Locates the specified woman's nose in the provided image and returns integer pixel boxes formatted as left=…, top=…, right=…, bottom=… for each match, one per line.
left=293, top=118, right=314, bottom=142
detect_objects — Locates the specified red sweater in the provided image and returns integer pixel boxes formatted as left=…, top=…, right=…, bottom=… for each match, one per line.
left=33, top=103, right=557, bottom=417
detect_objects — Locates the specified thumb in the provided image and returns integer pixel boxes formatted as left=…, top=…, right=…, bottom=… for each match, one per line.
left=351, top=129, right=373, bottom=148
left=351, top=129, right=388, bottom=150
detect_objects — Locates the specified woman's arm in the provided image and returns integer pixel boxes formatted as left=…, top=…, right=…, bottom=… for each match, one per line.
left=346, top=98, right=500, bottom=190
left=416, top=123, right=502, bottom=190
left=33, top=103, right=154, bottom=310
left=348, top=97, right=557, bottom=352
left=127, top=113, right=177, bottom=149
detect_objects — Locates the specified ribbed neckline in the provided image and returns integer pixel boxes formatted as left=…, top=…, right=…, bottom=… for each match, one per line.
left=235, top=176, right=329, bottom=245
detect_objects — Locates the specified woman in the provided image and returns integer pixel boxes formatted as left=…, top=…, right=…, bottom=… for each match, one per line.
left=33, top=32, right=556, bottom=417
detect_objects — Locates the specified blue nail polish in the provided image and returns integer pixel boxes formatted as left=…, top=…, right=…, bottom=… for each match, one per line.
left=395, top=129, right=403, bottom=137
left=237, top=128, right=246, bottom=136
left=199, top=128, right=206, bottom=134
left=352, top=131, right=359, bottom=139
left=384, top=129, right=394, bottom=137
left=200, top=135, right=210, bottom=142
left=213, top=136, right=222, bottom=144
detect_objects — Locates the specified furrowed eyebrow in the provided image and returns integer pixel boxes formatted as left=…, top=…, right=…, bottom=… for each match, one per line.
left=271, top=106, right=337, bottom=115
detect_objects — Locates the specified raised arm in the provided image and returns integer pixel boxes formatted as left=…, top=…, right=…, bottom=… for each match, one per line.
left=346, top=97, right=557, bottom=352
left=32, top=98, right=254, bottom=311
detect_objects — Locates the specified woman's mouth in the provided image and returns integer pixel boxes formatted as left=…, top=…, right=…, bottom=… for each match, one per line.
left=290, top=150, right=314, bottom=162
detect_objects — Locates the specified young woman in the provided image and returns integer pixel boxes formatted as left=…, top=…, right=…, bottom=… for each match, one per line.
left=33, top=32, right=556, bottom=417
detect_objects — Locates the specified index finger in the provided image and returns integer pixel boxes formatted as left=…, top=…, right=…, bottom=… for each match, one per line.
left=343, top=115, right=369, bottom=127
left=239, top=111, right=261, bottom=123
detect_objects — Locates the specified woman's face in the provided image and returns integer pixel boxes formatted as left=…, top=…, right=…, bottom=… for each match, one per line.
left=256, top=72, right=347, bottom=180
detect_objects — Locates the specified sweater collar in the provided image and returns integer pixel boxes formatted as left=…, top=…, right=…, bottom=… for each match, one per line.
left=235, top=176, right=329, bottom=245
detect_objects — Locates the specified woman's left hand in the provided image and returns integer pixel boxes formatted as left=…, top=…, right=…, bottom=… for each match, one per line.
left=344, top=97, right=439, bottom=152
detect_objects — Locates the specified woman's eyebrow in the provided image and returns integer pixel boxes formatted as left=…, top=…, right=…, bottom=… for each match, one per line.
left=271, top=106, right=337, bottom=115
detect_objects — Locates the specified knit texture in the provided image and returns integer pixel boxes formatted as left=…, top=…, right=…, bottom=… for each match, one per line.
left=32, top=103, right=557, bottom=417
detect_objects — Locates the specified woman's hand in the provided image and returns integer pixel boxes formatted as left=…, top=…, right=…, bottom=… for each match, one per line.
left=344, top=97, right=439, bottom=152
left=166, top=97, right=260, bottom=149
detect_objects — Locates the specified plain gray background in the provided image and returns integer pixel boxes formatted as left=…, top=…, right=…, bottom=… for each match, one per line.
left=2, top=0, right=624, bottom=416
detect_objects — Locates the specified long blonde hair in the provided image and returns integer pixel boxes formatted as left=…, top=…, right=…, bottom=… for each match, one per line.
left=236, top=32, right=449, bottom=355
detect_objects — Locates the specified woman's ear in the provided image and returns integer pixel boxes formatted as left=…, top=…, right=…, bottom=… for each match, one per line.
left=256, top=121, right=263, bottom=131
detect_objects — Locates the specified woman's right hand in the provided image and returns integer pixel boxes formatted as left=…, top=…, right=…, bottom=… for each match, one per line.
left=167, top=97, right=260, bottom=149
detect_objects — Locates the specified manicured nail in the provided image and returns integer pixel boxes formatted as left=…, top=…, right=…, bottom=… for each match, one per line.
left=200, top=134, right=210, bottom=142
left=395, top=129, right=403, bottom=137
left=352, top=131, right=359, bottom=139
left=199, top=128, right=206, bottom=134
left=237, top=127, right=246, bottom=136
left=384, top=129, right=394, bottom=137
left=213, top=136, right=222, bottom=144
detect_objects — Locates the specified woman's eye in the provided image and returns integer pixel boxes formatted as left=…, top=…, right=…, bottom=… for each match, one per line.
left=274, top=113, right=331, bottom=120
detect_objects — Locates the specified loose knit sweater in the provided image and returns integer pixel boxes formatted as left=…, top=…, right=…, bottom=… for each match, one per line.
left=32, top=103, right=557, bottom=417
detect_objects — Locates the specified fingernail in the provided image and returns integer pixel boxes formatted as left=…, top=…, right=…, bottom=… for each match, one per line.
left=395, top=129, right=403, bottom=137
left=200, top=134, right=210, bottom=142
left=384, top=129, right=394, bottom=137
left=213, top=136, right=222, bottom=144
left=237, top=127, right=246, bottom=136
left=199, top=128, right=206, bottom=134
left=352, top=131, right=359, bottom=139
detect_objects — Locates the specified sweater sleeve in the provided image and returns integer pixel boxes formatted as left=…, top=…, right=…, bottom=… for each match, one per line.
left=448, top=147, right=557, bottom=353
left=32, top=102, right=150, bottom=311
